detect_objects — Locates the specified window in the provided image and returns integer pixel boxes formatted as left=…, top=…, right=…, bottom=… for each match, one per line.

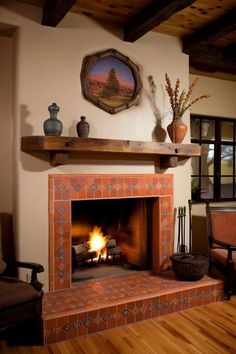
left=191, top=115, right=236, bottom=202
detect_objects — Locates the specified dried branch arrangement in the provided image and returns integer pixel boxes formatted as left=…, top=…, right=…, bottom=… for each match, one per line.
left=165, top=74, right=210, bottom=118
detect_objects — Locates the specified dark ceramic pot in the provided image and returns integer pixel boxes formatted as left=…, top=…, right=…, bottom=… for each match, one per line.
left=76, top=116, right=90, bottom=138
left=43, top=103, right=63, bottom=136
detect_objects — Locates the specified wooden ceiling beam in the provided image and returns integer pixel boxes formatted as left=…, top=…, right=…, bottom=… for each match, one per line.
left=183, top=9, right=236, bottom=53
left=225, top=43, right=236, bottom=56
left=42, top=0, right=77, bottom=27
left=190, top=59, right=236, bottom=75
left=189, top=46, right=236, bottom=74
left=183, top=9, right=236, bottom=75
left=124, top=0, right=196, bottom=42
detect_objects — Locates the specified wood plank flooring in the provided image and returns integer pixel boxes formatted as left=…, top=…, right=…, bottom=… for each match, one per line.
left=1, top=296, right=236, bottom=354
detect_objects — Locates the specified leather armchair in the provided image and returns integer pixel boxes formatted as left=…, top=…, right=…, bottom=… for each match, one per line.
left=0, top=213, right=44, bottom=345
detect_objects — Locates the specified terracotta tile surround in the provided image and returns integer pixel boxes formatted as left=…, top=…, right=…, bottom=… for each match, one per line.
left=48, top=173, right=174, bottom=292
left=43, top=173, right=224, bottom=345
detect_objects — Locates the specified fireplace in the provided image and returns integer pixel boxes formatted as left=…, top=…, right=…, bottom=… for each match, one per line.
left=44, top=173, right=224, bottom=345
left=71, top=197, right=154, bottom=281
left=49, top=173, right=174, bottom=291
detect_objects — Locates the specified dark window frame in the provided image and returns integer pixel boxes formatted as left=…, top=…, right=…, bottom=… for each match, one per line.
left=191, top=114, right=236, bottom=203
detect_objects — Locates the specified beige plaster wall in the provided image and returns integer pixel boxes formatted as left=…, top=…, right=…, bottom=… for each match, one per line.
left=190, top=74, right=236, bottom=118
left=0, top=36, right=13, bottom=214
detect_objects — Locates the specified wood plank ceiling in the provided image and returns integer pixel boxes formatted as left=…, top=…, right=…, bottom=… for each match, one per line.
left=9, top=0, right=236, bottom=81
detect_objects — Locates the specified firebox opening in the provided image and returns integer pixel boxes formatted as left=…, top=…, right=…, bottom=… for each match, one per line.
left=71, top=197, right=155, bottom=282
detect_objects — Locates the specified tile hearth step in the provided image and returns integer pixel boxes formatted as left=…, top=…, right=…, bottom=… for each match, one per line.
left=42, top=271, right=224, bottom=345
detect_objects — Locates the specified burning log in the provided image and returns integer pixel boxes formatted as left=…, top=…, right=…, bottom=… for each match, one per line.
left=106, top=238, right=121, bottom=263
left=73, top=243, right=89, bottom=255
left=106, top=238, right=116, bottom=248
left=72, top=242, right=97, bottom=271
left=72, top=233, right=122, bottom=272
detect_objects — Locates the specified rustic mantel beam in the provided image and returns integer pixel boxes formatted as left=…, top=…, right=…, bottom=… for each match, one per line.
left=42, top=0, right=77, bottom=27
left=124, top=0, right=195, bottom=42
left=21, top=136, right=201, bottom=156
left=21, top=136, right=201, bottom=168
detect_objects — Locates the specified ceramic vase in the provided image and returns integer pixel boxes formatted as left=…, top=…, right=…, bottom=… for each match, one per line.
left=43, top=103, right=63, bottom=136
left=167, top=116, right=187, bottom=143
left=76, top=116, right=90, bottom=138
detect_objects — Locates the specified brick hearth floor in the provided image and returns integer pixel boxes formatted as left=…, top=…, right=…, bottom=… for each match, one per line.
left=42, top=271, right=224, bottom=345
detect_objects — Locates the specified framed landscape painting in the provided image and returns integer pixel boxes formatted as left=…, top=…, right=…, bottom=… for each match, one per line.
left=80, top=49, right=142, bottom=114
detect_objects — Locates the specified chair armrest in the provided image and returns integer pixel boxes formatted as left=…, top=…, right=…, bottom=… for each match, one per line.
left=211, top=238, right=236, bottom=268
left=6, top=260, right=44, bottom=292
left=12, top=261, right=44, bottom=273
left=210, top=237, right=236, bottom=250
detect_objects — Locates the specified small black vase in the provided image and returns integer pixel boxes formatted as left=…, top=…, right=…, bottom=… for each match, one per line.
left=76, top=116, right=89, bottom=138
left=43, top=103, right=63, bottom=136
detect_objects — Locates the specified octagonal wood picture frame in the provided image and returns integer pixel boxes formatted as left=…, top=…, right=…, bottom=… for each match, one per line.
left=80, top=48, right=142, bottom=114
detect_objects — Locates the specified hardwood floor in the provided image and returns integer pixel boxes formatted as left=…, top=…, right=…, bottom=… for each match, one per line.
left=1, top=296, right=236, bottom=353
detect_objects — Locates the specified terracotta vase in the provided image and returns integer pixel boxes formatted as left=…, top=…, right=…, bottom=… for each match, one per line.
left=167, top=116, right=187, bottom=143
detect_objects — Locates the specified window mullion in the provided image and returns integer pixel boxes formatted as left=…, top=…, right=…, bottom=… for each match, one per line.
left=214, top=120, right=221, bottom=200
left=233, top=149, right=235, bottom=199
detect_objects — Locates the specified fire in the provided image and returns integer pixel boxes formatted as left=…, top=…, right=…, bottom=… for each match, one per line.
left=88, top=226, right=106, bottom=258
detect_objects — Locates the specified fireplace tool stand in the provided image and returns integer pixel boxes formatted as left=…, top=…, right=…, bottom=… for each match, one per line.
left=171, top=200, right=209, bottom=281
left=177, top=206, right=188, bottom=253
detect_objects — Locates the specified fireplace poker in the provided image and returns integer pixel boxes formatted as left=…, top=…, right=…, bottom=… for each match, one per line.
left=188, top=199, right=193, bottom=252
left=178, top=206, right=187, bottom=253
left=183, top=206, right=186, bottom=248
left=180, top=207, right=185, bottom=253
left=177, top=207, right=181, bottom=252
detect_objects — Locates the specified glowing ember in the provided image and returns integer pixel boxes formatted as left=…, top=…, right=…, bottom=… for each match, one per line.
left=88, top=226, right=106, bottom=258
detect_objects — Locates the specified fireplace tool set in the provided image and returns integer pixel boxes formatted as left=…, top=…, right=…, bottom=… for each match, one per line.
left=177, top=206, right=187, bottom=254
left=176, top=200, right=194, bottom=254
left=171, top=200, right=209, bottom=281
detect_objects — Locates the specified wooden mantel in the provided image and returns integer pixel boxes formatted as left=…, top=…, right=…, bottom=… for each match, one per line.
left=21, top=136, right=201, bottom=168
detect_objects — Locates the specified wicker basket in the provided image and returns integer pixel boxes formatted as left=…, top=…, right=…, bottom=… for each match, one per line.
left=170, top=253, right=209, bottom=281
